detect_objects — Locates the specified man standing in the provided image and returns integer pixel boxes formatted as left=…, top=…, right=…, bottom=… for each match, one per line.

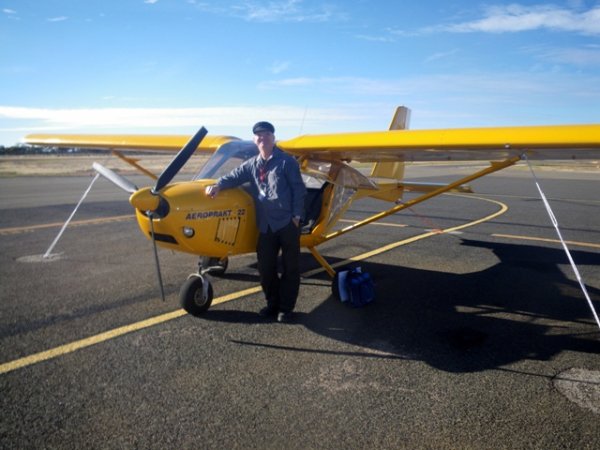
left=205, top=122, right=306, bottom=323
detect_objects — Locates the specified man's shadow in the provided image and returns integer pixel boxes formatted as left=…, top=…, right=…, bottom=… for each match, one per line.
left=202, top=239, right=600, bottom=373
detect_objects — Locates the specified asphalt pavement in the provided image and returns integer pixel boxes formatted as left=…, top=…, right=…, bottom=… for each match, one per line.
left=1, top=166, right=599, bottom=449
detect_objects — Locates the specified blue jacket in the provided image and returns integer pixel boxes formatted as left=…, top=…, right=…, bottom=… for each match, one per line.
left=217, top=147, right=307, bottom=233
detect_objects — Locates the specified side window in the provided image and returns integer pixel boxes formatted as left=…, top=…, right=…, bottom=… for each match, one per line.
left=301, top=174, right=325, bottom=189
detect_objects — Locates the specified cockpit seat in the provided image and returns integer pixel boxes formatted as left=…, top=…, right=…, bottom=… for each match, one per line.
left=301, top=183, right=327, bottom=234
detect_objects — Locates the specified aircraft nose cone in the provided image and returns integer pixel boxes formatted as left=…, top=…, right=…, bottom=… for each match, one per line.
left=129, top=187, right=160, bottom=211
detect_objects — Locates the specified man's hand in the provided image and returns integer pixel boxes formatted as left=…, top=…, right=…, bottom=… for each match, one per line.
left=205, top=184, right=220, bottom=198
left=292, top=217, right=300, bottom=227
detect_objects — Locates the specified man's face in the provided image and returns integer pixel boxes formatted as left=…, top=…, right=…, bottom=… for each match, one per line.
left=253, top=131, right=275, bottom=154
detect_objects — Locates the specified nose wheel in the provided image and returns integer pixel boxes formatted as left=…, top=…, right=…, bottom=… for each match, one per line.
left=179, top=274, right=214, bottom=316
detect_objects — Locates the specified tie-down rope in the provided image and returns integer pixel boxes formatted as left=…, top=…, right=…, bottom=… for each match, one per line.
left=524, top=155, right=600, bottom=331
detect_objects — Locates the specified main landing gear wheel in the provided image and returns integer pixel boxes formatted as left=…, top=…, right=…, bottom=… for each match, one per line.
left=180, top=275, right=214, bottom=316
left=200, top=256, right=228, bottom=277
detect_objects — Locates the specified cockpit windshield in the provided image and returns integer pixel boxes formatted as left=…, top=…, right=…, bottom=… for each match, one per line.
left=192, top=140, right=326, bottom=190
left=193, top=141, right=259, bottom=180
left=193, top=139, right=376, bottom=192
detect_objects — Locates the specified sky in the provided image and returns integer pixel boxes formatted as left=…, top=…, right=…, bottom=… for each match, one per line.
left=1, top=0, right=599, bottom=146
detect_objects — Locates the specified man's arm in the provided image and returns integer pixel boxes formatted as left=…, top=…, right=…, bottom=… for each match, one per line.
left=205, top=161, right=251, bottom=198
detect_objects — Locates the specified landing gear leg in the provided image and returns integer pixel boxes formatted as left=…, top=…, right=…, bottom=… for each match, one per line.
left=179, top=274, right=214, bottom=316
left=199, top=256, right=229, bottom=276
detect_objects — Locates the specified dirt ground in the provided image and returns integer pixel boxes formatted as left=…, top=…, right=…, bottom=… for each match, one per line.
left=0, top=154, right=211, bottom=177
left=0, top=154, right=598, bottom=177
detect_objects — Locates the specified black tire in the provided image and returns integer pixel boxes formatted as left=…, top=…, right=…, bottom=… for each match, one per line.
left=180, top=276, right=213, bottom=316
left=201, top=256, right=228, bottom=277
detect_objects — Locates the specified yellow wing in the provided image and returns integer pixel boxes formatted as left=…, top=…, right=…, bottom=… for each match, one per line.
left=24, top=124, right=600, bottom=161
left=24, top=133, right=238, bottom=152
left=278, top=124, right=600, bottom=162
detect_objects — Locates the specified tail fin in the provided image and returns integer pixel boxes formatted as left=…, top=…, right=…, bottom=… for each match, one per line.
left=370, top=106, right=410, bottom=180
left=388, top=105, right=411, bottom=131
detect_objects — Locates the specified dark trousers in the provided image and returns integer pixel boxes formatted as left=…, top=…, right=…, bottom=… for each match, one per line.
left=256, top=221, right=301, bottom=313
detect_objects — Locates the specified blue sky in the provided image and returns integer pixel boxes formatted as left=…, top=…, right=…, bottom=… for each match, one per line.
left=1, top=0, right=599, bottom=146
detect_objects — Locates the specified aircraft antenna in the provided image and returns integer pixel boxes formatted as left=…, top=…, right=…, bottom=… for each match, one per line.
left=298, top=106, right=308, bottom=135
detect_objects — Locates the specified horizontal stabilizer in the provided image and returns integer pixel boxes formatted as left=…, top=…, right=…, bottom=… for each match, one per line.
left=401, top=181, right=473, bottom=194
left=370, top=161, right=405, bottom=180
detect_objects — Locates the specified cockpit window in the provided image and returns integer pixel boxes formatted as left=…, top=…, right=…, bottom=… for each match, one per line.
left=194, top=140, right=376, bottom=192
left=193, top=141, right=259, bottom=180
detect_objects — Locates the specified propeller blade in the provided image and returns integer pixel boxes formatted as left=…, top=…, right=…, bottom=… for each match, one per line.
left=92, top=162, right=138, bottom=194
left=153, top=126, right=208, bottom=192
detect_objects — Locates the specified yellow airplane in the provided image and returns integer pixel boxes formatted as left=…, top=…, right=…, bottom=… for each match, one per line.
left=25, top=107, right=600, bottom=316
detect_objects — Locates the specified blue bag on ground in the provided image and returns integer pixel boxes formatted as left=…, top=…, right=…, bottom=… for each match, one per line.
left=337, top=267, right=374, bottom=307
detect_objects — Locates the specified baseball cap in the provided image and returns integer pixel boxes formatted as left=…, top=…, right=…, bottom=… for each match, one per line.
left=252, top=121, right=275, bottom=134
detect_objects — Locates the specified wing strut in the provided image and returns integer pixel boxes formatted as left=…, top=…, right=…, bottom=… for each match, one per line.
left=308, top=246, right=336, bottom=278
left=323, top=156, right=522, bottom=243
left=112, top=151, right=158, bottom=180
left=43, top=173, right=101, bottom=259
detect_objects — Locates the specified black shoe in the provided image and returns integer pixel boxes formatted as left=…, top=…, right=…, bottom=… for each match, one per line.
left=277, top=311, right=292, bottom=323
left=259, top=306, right=277, bottom=318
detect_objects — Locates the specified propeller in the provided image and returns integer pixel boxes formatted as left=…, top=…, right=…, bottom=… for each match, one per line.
left=153, top=126, right=208, bottom=193
left=92, top=126, right=209, bottom=302
left=93, top=126, right=208, bottom=201
left=92, top=162, right=138, bottom=194
left=148, top=212, right=166, bottom=302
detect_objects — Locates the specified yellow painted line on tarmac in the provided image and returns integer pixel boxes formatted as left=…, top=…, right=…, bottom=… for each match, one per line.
left=0, top=309, right=184, bottom=375
left=0, top=285, right=263, bottom=375
left=0, top=194, right=507, bottom=375
left=492, top=233, right=600, bottom=250
left=0, top=215, right=134, bottom=235
left=303, top=194, right=508, bottom=277
left=339, top=219, right=408, bottom=228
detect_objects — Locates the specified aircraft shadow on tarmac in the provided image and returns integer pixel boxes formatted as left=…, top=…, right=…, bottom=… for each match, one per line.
left=203, top=239, right=600, bottom=374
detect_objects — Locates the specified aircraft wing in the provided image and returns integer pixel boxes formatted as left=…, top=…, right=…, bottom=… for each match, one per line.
left=278, top=124, right=600, bottom=162
left=24, top=124, right=600, bottom=162
left=24, top=133, right=238, bottom=152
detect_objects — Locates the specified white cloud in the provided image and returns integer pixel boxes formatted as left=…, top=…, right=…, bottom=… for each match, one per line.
left=259, top=76, right=412, bottom=95
left=144, top=0, right=159, bottom=4
left=245, top=0, right=336, bottom=22
left=257, top=72, right=600, bottom=125
left=269, top=61, right=291, bottom=74
left=424, top=49, right=459, bottom=63
left=532, top=45, right=600, bottom=66
left=355, top=34, right=396, bottom=43
left=355, top=4, right=600, bottom=42
left=437, top=4, right=600, bottom=36
left=0, top=105, right=361, bottom=138
left=261, top=77, right=314, bottom=87
left=193, top=0, right=342, bottom=23
left=3, top=8, right=17, bottom=14
left=47, top=16, right=68, bottom=22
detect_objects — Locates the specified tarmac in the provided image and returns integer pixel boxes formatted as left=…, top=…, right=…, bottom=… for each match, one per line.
left=1, top=165, right=599, bottom=449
